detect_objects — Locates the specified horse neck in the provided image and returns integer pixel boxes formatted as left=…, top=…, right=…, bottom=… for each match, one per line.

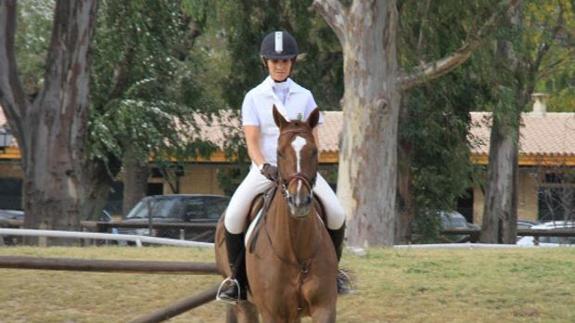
left=267, top=189, right=323, bottom=262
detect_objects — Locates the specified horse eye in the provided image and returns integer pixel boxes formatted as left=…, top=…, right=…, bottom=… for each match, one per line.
left=278, top=152, right=284, bottom=159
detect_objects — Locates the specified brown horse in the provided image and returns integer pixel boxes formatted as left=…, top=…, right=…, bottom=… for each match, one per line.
left=215, top=106, right=338, bottom=322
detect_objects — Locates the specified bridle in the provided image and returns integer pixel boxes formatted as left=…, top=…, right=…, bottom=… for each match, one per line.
left=277, top=128, right=317, bottom=200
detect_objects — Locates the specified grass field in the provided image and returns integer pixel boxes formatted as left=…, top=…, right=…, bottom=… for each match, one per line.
left=0, top=246, right=574, bottom=322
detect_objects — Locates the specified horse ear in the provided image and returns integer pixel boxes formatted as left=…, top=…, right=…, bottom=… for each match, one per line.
left=273, top=105, right=288, bottom=128
left=307, top=108, right=320, bottom=129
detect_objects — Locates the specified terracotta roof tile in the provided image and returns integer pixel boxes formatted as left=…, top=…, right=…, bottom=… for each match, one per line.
left=190, top=110, right=342, bottom=153
left=3, top=105, right=574, bottom=158
left=469, top=112, right=575, bottom=157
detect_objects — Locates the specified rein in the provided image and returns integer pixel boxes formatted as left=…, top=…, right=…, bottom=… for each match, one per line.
left=261, top=191, right=323, bottom=312
left=280, top=173, right=315, bottom=199
left=268, top=126, right=322, bottom=312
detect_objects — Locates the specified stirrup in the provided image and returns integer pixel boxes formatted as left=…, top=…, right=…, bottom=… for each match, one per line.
left=337, top=269, right=353, bottom=295
left=216, top=277, right=242, bottom=304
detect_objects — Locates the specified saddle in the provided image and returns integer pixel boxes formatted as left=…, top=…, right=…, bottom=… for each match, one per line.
left=245, top=184, right=327, bottom=253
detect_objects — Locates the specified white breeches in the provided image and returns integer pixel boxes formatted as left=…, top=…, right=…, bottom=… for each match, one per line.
left=224, top=165, right=346, bottom=234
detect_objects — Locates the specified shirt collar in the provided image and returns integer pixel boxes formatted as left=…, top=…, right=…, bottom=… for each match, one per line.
left=263, top=76, right=303, bottom=95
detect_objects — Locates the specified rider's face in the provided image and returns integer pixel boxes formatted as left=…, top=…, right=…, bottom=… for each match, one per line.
left=267, top=59, right=293, bottom=82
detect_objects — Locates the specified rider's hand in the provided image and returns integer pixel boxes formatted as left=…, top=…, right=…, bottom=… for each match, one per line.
left=260, top=163, right=278, bottom=182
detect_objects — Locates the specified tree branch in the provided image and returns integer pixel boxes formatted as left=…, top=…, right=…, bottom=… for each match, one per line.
left=312, top=0, right=347, bottom=44
left=108, top=46, right=136, bottom=103
left=0, top=1, right=29, bottom=151
left=537, top=48, right=575, bottom=80
left=530, top=2, right=564, bottom=75
left=399, top=0, right=522, bottom=91
left=416, top=0, right=432, bottom=57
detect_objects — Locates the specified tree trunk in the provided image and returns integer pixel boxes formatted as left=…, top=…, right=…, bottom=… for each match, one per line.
left=480, top=114, right=519, bottom=243
left=0, top=1, right=100, bottom=245
left=313, top=0, right=518, bottom=246
left=122, top=148, right=149, bottom=215
left=326, top=1, right=401, bottom=247
left=480, top=2, right=535, bottom=244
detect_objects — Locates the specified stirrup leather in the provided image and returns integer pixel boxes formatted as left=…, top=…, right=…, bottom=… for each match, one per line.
left=216, top=277, right=242, bottom=304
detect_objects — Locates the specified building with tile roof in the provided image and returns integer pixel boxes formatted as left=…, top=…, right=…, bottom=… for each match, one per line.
left=1, top=105, right=574, bottom=222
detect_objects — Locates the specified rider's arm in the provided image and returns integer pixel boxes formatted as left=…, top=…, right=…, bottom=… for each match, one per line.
left=244, top=125, right=266, bottom=168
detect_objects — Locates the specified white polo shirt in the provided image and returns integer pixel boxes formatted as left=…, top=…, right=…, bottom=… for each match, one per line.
left=242, top=76, right=323, bottom=166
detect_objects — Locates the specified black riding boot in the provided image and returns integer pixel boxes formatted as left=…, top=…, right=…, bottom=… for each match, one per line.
left=216, top=230, right=248, bottom=303
left=328, top=225, right=352, bottom=294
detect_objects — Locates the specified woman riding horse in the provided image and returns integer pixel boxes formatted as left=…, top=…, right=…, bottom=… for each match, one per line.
left=217, top=30, right=350, bottom=303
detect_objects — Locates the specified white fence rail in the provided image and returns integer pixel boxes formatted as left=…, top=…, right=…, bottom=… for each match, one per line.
left=0, top=228, right=214, bottom=248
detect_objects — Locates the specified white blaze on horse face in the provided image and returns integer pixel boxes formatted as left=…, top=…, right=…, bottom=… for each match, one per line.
left=291, top=136, right=307, bottom=199
left=291, top=136, right=307, bottom=174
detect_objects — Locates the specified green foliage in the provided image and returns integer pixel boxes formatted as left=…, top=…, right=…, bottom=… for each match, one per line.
left=14, top=0, right=54, bottom=95
left=398, top=0, right=574, bottom=239
left=398, top=0, right=497, bottom=237
left=533, top=0, right=575, bottom=111
left=401, top=71, right=482, bottom=232
left=185, top=0, right=343, bottom=110
left=88, top=0, right=219, bottom=173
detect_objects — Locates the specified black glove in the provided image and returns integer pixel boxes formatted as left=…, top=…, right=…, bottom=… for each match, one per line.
left=260, top=163, right=278, bottom=182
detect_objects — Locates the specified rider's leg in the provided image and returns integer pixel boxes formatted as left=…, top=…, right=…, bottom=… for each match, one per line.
left=218, top=165, right=273, bottom=302
left=313, top=173, right=352, bottom=294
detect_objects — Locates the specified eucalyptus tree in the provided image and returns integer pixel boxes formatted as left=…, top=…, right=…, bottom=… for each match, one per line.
left=395, top=0, right=501, bottom=243
left=0, top=0, right=99, bottom=240
left=313, top=0, right=520, bottom=246
left=0, top=0, right=216, bottom=244
left=480, top=0, right=574, bottom=243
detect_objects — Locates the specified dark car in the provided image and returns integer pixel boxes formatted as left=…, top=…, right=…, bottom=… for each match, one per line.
left=0, top=209, right=24, bottom=245
left=439, top=211, right=479, bottom=242
left=118, top=194, right=230, bottom=242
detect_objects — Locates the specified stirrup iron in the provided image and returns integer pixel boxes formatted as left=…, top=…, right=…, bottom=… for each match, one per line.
left=216, top=277, right=242, bottom=304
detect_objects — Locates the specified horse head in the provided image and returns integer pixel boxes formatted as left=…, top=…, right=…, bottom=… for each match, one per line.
left=273, top=105, right=320, bottom=219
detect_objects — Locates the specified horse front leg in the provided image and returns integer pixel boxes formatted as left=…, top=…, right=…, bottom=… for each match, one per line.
left=230, top=302, right=259, bottom=323
left=310, top=306, right=336, bottom=323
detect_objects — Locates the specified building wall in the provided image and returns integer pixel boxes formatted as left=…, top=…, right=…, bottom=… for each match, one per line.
left=0, top=161, right=23, bottom=178
left=473, top=168, right=539, bottom=224
left=164, top=164, right=225, bottom=195
left=518, top=170, right=538, bottom=221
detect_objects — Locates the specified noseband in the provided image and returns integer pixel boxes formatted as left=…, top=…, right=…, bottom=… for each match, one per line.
left=278, top=128, right=317, bottom=198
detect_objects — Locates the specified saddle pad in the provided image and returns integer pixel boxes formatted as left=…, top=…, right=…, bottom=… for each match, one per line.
left=245, top=208, right=264, bottom=247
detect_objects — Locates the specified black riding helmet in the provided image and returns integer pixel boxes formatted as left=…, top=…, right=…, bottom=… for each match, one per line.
left=260, top=31, right=298, bottom=60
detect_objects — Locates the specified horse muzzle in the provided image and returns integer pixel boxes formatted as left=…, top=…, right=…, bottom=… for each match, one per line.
left=287, top=194, right=313, bottom=219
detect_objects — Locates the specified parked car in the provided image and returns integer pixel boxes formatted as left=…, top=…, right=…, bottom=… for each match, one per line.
left=439, top=211, right=479, bottom=242
left=517, top=221, right=575, bottom=246
left=0, top=209, right=24, bottom=222
left=517, top=218, right=539, bottom=230
left=440, top=211, right=479, bottom=230
left=0, top=209, right=24, bottom=245
left=118, top=194, right=230, bottom=242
